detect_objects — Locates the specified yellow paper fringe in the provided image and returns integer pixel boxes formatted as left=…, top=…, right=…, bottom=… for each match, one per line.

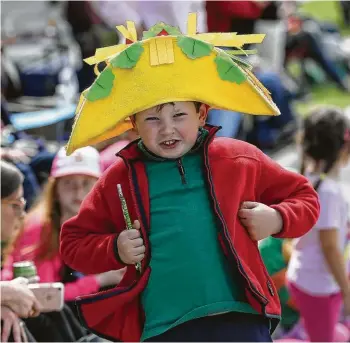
left=187, top=13, right=197, bottom=35
left=246, top=68, right=272, bottom=100
left=84, top=14, right=266, bottom=68
left=84, top=45, right=126, bottom=65
left=93, top=64, right=100, bottom=76
left=150, top=37, right=175, bottom=66
left=150, top=40, right=159, bottom=66
left=156, top=39, right=168, bottom=64
left=116, top=24, right=133, bottom=41
left=166, top=39, right=175, bottom=64
left=126, top=21, right=137, bottom=42
left=191, top=33, right=265, bottom=48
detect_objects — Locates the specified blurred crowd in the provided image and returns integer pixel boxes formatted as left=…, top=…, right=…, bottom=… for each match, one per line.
left=1, top=1, right=350, bottom=342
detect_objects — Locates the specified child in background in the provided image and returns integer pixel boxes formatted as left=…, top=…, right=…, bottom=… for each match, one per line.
left=60, top=14, right=319, bottom=342
left=95, top=128, right=139, bottom=172
left=259, top=237, right=299, bottom=334
left=287, top=106, right=350, bottom=342
left=11, top=147, right=125, bottom=308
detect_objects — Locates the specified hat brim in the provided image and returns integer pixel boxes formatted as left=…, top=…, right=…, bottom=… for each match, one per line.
left=52, top=168, right=101, bottom=179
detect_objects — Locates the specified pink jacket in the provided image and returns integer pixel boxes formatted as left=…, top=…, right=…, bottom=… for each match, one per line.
left=9, top=213, right=100, bottom=301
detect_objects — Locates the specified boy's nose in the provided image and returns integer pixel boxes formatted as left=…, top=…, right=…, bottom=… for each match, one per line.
left=159, top=122, right=175, bottom=135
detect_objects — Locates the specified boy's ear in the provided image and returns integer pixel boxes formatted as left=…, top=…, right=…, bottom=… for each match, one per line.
left=199, top=104, right=208, bottom=126
left=130, top=115, right=138, bottom=132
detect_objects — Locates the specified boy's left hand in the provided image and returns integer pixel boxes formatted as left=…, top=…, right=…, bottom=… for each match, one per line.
left=238, top=201, right=283, bottom=241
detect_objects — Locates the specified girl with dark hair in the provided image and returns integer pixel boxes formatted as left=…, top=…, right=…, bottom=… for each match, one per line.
left=287, top=106, right=350, bottom=342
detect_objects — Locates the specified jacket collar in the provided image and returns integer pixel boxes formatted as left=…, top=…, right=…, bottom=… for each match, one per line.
left=117, top=124, right=221, bottom=161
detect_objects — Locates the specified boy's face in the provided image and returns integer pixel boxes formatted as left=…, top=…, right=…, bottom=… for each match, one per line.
left=134, top=102, right=207, bottom=159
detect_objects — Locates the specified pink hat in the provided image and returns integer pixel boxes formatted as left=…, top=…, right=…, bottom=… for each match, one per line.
left=51, top=146, right=102, bottom=179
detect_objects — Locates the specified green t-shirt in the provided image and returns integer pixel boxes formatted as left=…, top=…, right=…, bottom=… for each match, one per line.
left=141, top=151, right=257, bottom=341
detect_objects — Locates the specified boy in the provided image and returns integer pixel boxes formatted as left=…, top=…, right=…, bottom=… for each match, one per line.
left=60, top=14, right=319, bottom=342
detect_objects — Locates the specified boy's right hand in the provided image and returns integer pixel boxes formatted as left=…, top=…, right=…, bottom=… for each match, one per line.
left=117, top=220, right=146, bottom=264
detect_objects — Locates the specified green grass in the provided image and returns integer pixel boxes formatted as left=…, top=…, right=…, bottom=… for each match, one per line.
left=290, top=1, right=350, bottom=116
left=299, top=1, right=344, bottom=28
left=295, top=86, right=350, bottom=116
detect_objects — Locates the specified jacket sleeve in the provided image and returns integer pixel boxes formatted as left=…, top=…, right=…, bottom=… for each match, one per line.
left=60, top=178, right=126, bottom=275
left=255, top=149, right=320, bottom=238
left=63, top=275, right=100, bottom=301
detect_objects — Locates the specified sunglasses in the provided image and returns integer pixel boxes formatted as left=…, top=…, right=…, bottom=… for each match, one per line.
left=2, top=197, right=27, bottom=217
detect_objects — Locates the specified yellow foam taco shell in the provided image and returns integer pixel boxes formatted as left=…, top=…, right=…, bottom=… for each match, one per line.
left=66, top=15, right=280, bottom=155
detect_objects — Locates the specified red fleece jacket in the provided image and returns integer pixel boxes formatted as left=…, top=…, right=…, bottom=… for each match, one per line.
left=60, top=126, right=319, bottom=342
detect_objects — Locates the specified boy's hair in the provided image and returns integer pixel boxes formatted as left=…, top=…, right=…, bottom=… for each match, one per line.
left=131, top=101, right=202, bottom=123
left=154, top=101, right=202, bottom=113
left=300, top=106, right=350, bottom=191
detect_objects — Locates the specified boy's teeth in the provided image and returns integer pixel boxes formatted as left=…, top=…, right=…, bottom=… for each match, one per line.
left=164, top=140, right=175, bottom=145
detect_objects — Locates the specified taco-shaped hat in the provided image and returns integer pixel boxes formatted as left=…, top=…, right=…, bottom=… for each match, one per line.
left=66, top=13, right=280, bottom=155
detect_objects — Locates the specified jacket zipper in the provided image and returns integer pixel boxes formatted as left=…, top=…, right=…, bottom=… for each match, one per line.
left=176, top=158, right=187, bottom=184
left=267, top=280, right=275, bottom=296
left=121, top=142, right=268, bottom=305
left=202, top=143, right=268, bottom=307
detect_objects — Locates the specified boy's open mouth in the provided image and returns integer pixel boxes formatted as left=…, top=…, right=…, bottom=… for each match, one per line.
left=160, top=139, right=180, bottom=149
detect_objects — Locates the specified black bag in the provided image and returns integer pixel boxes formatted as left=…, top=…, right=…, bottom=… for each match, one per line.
left=24, top=305, right=92, bottom=342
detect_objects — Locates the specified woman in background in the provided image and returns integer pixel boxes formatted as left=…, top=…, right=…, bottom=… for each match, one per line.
left=1, top=161, right=39, bottom=342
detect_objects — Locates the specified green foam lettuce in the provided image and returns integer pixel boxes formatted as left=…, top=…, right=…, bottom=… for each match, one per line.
left=143, top=23, right=181, bottom=39
left=215, top=53, right=247, bottom=84
left=110, top=42, right=144, bottom=69
left=177, top=36, right=213, bottom=59
left=86, top=67, right=115, bottom=102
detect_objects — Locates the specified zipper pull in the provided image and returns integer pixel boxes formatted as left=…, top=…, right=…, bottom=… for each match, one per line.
left=176, top=159, right=187, bottom=185
left=267, top=280, right=275, bottom=296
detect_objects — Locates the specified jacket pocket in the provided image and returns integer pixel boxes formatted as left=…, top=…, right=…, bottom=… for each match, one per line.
left=76, top=267, right=151, bottom=342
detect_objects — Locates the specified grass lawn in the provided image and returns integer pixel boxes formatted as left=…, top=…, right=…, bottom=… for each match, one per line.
left=295, top=86, right=350, bottom=117
left=291, top=1, right=349, bottom=116
left=299, top=1, right=350, bottom=35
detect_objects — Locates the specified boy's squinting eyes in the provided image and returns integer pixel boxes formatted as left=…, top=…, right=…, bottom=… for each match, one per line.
left=133, top=101, right=206, bottom=159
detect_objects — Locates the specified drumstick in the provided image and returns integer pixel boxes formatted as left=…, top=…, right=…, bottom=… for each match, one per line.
left=117, top=184, right=142, bottom=273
